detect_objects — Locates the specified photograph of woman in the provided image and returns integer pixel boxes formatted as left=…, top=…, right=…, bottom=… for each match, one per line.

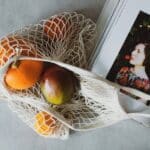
left=116, top=43, right=150, bottom=94
left=107, top=11, right=150, bottom=96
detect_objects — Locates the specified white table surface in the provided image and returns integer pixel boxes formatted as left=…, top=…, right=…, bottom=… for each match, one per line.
left=0, top=0, right=150, bottom=150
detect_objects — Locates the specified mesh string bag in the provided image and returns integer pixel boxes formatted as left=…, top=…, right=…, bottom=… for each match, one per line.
left=0, top=12, right=129, bottom=139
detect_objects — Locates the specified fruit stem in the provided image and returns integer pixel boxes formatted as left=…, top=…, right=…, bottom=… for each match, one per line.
left=11, top=47, right=21, bottom=68
left=11, top=60, right=20, bottom=68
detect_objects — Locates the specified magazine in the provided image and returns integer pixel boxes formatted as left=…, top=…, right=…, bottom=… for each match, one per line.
left=91, top=0, right=150, bottom=105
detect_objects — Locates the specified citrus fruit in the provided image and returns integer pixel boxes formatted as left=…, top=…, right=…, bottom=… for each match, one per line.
left=5, top=60, right=43, bottom=90
left=34, top=111, right=56, bottom=136
left=43, top=16, right=70, bottom=39
left=0, top=36, right=38, bottom=67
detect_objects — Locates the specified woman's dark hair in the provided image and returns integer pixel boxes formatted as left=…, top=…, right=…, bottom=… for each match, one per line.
left=143, top=43, right=150, bottom=79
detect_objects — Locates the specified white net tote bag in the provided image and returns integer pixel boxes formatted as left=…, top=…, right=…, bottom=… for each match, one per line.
left=0, top=11, right=97, bottom=139
left=0, top=12, right=149, bottom=140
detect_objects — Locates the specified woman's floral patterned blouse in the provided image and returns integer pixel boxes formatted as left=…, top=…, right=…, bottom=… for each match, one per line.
left=116, top=67, right=150, bottom=94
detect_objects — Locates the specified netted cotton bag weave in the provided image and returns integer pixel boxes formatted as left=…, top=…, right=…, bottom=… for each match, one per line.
left=0, top=12, right=128, bottom=139
left=0, top=12, right=97, bottom=139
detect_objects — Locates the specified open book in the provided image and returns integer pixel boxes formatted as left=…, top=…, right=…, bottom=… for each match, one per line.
left=91, top=0, right=150, bottom=105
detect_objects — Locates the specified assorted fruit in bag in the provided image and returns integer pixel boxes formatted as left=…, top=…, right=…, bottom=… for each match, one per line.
left=0, top=12, right=98, bottom=139
left=1, top=12, right=143, bottom=140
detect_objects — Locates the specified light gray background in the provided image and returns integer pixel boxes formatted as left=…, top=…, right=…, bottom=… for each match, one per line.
left=0, top=0, right=150, bottom=150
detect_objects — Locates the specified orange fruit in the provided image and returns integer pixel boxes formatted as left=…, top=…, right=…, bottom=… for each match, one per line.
left=0, top=36, right=38, bottom=67
left=34, top=111, right=56, bottom=136
left=5, top=60, right=43, bottom=90
left=43, top=16, right=70, bottom=39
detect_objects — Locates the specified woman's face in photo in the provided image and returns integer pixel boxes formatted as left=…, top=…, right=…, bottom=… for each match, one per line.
left=130, top=43, right=146, bottom=66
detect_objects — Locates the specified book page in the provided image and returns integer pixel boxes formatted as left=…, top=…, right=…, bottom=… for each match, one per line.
left=92, top=0, right=150, bottom=102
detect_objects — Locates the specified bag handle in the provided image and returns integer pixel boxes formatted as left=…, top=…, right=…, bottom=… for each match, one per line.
left=128, top=112, right=150, bottom=127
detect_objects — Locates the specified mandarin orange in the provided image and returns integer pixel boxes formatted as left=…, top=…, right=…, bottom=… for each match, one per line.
left=5, top=60, right=43, bottom=90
